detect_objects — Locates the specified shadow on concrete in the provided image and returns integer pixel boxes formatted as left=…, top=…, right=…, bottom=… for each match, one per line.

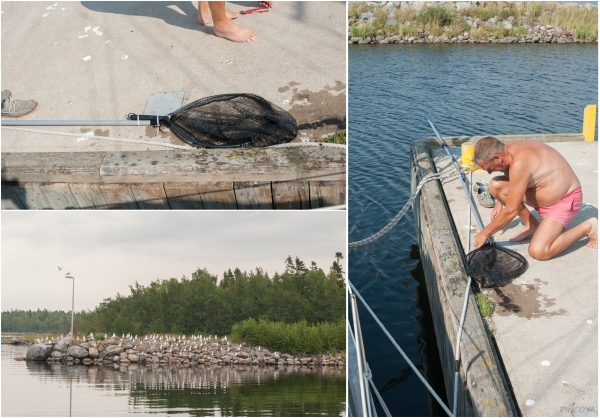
left=80, top=2, right=311, bottom=34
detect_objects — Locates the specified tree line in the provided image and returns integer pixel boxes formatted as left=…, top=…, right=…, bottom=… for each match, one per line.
left=1, top=309, right=82, bottom=333
left=3, top=255, right=345, bottom=336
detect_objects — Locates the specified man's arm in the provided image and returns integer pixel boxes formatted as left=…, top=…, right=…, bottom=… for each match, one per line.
left=475, top=160, right=530, bottom=246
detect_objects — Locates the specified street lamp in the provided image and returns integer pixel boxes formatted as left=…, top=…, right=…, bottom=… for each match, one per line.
left=65, top=273, right=75, bottom=337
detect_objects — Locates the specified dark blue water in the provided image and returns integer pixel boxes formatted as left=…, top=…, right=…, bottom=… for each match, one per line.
left=348, top=44, right=598, bottom=417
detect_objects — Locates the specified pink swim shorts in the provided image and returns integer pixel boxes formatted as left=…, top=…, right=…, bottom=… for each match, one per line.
left=536, top=187, right=583, bottom=228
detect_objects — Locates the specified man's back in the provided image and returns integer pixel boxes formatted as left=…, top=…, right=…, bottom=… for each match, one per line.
left=506, top=140, right=581, bottom=207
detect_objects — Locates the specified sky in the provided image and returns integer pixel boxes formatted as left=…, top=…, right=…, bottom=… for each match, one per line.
left=1, top=211, right=346, bottom=312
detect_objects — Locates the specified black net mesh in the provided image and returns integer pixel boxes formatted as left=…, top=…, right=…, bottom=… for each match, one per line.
left=167, top=93, right=298, bottom=148
left=466, top=243, right=528, bottom=288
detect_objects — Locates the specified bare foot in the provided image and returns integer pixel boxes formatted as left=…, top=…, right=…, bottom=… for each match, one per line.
left=509, top=225, right=537, bottom=242
left=214, top=21, right=257, bottom=42
left=586, top=217, right=598, bottom=249
left=258, top=1, right=273, bottom=7
left=198, top=8, right=239, bottom=25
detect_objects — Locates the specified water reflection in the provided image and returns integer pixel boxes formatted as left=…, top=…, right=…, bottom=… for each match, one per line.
left=3, top=346, right=345, bottom=416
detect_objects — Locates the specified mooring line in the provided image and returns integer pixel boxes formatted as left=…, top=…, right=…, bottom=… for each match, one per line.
left=348, top=168, right=457, bottom=248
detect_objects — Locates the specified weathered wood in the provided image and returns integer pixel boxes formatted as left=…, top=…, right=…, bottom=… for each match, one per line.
left=99, top=148, right=346, bottom=183
left=1, top=185, right=25, bottom=209
left=309, top=181, right=346, bottom=208
left=1, top=152, right=105, bottom=183
left=130, top=183, right=170, bottom=210
left=272, top=181, right=310, bottom=209
left=38, top=183, right=80, bottom=209
left=68, top=183, right=109, bottom=209
left=411, top=139, right=516, bottom=417
left=234, top=182, right=273, bottom=209
left=99, top=184, right=138, bottom=209
left=163, top=183, right=203, bottom=209
left=197, top=182, right=237, bottom=209
left=10, top=182, right=52, bottom=209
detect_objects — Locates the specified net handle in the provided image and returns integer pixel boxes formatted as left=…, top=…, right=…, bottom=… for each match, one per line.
left=428, top=119, right=489, bottom=238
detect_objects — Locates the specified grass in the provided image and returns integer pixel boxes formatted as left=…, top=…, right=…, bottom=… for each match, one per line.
left=318, top=131, right=346, bottom=145
left=474, top=293, right=495, bottom=318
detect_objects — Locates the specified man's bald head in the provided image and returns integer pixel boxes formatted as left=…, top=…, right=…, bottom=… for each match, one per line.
left=474, top=136, right=505, bottom=165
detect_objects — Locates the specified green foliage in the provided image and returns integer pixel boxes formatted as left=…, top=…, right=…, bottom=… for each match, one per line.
left=230, top=318, right=345, bottom=355
left=77, top=255, right=344, bottom=337
left=474, top=293, right=495, bottom=318
left=1, top=309, right=77, bottom=333
left=419, top=6, right=454, bottom=27
left=349, top=24, right=377, bottom=39
left=399, top=26, right=419, bottom=37
left=318, top=132, right=346, bottom=144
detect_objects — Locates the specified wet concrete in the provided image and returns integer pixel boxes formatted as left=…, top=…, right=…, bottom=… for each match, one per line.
left=433, top=139, right=598, bottom=417
left=1, top=1, right=346, bottom=152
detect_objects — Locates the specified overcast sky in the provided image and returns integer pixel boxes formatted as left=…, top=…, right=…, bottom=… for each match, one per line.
left=2, top=211, right=346, bottom=312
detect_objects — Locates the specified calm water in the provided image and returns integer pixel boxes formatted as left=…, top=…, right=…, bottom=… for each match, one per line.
left=1, top=345, right=345, bottom=416
left=348, top=44, right=598, bottom=416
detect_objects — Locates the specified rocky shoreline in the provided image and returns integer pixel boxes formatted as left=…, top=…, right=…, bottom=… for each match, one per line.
left=349, top=1, right=597, bottom=45
left=9, top=335, right=345, bottom=368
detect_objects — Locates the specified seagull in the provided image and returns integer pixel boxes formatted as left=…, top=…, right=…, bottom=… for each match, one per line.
left=58, top=267, right=63, bottom=271
left=66, top=271, right=71, bottom=275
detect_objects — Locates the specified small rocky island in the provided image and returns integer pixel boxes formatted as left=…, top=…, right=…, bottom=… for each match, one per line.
left=349, top=1, right=598, bottom=44
left=13, top=334, right=345, bottom=368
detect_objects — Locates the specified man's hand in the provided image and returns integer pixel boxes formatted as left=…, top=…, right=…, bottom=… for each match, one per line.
left=475, top=231, right=489, bottom=248
left=490, top=201, right=503, bottom=221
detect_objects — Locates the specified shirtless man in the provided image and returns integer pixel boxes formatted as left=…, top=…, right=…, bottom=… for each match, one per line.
left=473, top=136, right=598, bottom=260
left=198, top=2, right=272, bottom=43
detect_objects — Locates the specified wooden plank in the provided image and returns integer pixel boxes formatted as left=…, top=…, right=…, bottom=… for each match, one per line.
left=309, top=180, right=346, bottom=208
left=411, top=139, right=516, bottom=416
left=99, top=147, right=346, bottom=183
left=197, top=182, right=237, bottom=210
left=1, top=152, right=105, bottom=183
left=163, top=183, right=203, bottom=210
left=99, top=184, right=138, bottom=209
left=272, top=181, right=310, bottom=209
left=234, top=182, right=273, bottom=209
left=38, top=183, right=80, bottom=209
left=11, top=183, right=52, bottom=209
left=130, top=183, right=170, bottom=210
left=68, top=183, right=109, bottom=209
left=1, top=184, right=25, bottom=209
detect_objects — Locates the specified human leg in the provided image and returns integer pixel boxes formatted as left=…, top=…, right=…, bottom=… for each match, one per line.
left=207, top=1, right=256, bottom=42
left=528, top=217, right=598, bottom=260
left=198, top=2, right=239, bottom=25
left=488, top=176, right=540, bottom=241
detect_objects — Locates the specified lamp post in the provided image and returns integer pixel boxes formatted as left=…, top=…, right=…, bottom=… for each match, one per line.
left=65, top=273, right=75, bottom=337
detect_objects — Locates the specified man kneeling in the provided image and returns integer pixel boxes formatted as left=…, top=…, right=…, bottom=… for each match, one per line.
left=473, top=136, right=597, bottom=260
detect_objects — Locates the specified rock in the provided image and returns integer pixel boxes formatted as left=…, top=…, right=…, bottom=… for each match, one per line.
left=455, top=1, right=472, bottom=10
left=504, top=23, right=512, bottom=30
left=104, top=345, right=124, bottom=357
left=88, top=347, right=99, bottom=358
left=79, top=342, right=91, bottom=350
left=99, top=351, right=106, bottom=359
left=379, top=39, right=390, bottom=44
left=127, top=354, right=139, bottom=363
left=350, top=37, right=362, bottom=43
left=51, top=351, right=63, bottom=360
left=562, top=31, right=572, bottom=37
left=375, top=35, right=385, bottom=41
left=67, top=345, right=89, bottom=359
left=82, top=358, right=93, bottom=365
left=386, top=18, right=398, bottom=26
left=11, top=338, right=20, bottom=345
left=26, top=344, right=53, bottom=361
left=557, top=37, right=566, bottom=43
left=14, top=356, right=26, bottom=361
left=52, top=339, right=69, bottom=353
left=360, top=11, right=375, bottom=20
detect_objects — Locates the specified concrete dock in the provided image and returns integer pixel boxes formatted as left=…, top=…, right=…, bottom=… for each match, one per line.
left=1, top=2, right=346, bottom=209
left=412, top=134, right=597, bottom=416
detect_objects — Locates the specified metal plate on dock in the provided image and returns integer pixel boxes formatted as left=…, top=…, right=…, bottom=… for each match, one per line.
left=143, top=92, right=185, bottom=115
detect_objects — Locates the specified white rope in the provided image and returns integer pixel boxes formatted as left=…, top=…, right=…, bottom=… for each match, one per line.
left=1, top=126, right=346, bottom=150
left=349, top=280, right=454, bottom=417
left=349, top=169, right=457, bottom=248
left=1, top=126, right=194, bottom=150
left=269, top=142, right=346, bottom=149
